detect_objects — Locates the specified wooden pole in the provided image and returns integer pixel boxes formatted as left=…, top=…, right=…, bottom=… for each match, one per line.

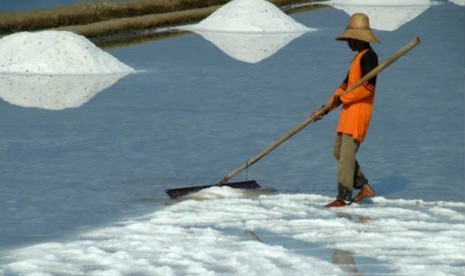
left=220, top=37, right=420, bottom=184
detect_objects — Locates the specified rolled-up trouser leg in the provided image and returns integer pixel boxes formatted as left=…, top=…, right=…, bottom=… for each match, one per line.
left=353, top=159, right=368, bottom=189
left=333, top=133, right=368, bottom=202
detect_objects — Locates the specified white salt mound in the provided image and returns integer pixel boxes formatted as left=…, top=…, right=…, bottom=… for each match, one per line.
left=324, top=0, right=433, bottom=31
left=324, top=0, right=432, bottom=5
left=181, top=0, right=312, bottom=33
left=448, top=0, right=465, bottom=6
left=0, top=30, right=135, bottom=75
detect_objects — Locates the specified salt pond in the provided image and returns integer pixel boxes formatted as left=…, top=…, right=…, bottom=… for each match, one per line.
left=0, top=0, right=463, bottom=275
left=3, top=191, right=464, bottom=275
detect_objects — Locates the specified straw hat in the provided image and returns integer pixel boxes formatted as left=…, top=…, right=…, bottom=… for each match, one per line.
left=336, top=13, right=380, bottom=43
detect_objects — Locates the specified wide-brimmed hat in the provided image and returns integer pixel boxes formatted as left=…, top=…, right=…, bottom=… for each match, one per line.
left=336, top=13, right=380, bottom=43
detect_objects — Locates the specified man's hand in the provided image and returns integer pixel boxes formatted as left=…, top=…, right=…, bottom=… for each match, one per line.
left=332, top=95, right=342, bottom=107
left=311, top=94, right=342, bottom=122
left=311, top=107, right=325, bottom=122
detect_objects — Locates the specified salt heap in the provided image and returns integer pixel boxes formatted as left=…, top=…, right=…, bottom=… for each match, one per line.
left=0, top=30, right=135, bottom=75
left=178, top=0, right=314, bottom=63
left=0, top=30, right=134, bottom=109
left=180, top=0, right=312, bottom=33
left=323, top=0, right=434, bottom=31
left=449, top=0, right=465, bottom=6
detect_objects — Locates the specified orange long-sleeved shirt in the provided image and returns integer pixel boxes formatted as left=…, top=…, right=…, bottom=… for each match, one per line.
left=333, top=47, right=378, bottom=143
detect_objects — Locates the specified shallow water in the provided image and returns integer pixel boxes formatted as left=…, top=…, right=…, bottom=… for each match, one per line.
left=0, top=0, right=123, bottom=13
left=0, top=1, right=463, bottom=274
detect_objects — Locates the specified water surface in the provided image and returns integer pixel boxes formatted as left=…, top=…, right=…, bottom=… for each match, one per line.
left=0, top=0, right=463, bottom=268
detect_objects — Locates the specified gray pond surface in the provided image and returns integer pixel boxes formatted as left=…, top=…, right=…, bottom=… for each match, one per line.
left=0, top=1, right=463, bottom=275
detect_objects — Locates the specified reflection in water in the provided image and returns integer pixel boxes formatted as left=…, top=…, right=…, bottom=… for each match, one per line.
left=0, top=73, right=129, bottom=110
left=335, top=212, right=372, bottom=223
left=326, top=0, right=434, bottom=31
left=330, top=211, right=374, bottom=275
left=332, top=249, right=363, bottom=276
left=193, top=31, right=306, bottom=63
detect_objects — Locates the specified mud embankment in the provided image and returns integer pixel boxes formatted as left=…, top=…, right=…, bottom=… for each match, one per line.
left=0, top=0, right=323, bottom=48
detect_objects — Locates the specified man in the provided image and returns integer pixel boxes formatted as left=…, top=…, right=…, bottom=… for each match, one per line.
left=311, top=13, right=378, bottom=207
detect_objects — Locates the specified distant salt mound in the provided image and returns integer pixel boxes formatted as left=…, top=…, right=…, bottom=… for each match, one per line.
left=0, top=30, right=135, bottom=75
left=0, top=31, right=134, bottom=109
left=449, top=0, right=465, bottom=6
left=323, top=0, right=434, bottom=31
left=326, top=0, right=432, bottom=4
left=180, top=0, right=312, bottom=33
left=178, top=0, right=313, bottom=63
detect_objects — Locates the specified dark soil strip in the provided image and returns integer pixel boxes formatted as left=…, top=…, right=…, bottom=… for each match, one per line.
left=0, top=0, right=325, bottom=48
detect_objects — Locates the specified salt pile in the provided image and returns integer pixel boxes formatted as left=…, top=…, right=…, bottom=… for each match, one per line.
left=323, top=0, right=434, bottom=31
left=180, top=0, right=312, bottom=33
left=0, top=30, right=134, bottom=109
left=326, top=0, right=432, bottom=4
left=178, top=0, right=314, bottom=63
left=449, top=0, right=465, bottom=6
left=0, top=30, right=135, bottom=75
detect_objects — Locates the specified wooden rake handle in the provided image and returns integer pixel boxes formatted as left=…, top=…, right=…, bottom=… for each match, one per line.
left=221, top=37, right=421, bottom=184
left=321, top=37, right=421, bottom=112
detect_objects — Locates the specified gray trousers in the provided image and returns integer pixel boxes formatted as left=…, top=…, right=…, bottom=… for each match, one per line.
left=333, top=133, right=368, bottom=202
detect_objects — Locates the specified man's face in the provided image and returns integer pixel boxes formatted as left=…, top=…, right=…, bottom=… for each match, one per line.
left=347, top=39, right=366, bottom=51
left=347, top=39, right=357, bottom=51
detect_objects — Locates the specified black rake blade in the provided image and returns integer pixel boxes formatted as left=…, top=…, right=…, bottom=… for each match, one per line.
left=166, top=180, right=261, bottom=199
